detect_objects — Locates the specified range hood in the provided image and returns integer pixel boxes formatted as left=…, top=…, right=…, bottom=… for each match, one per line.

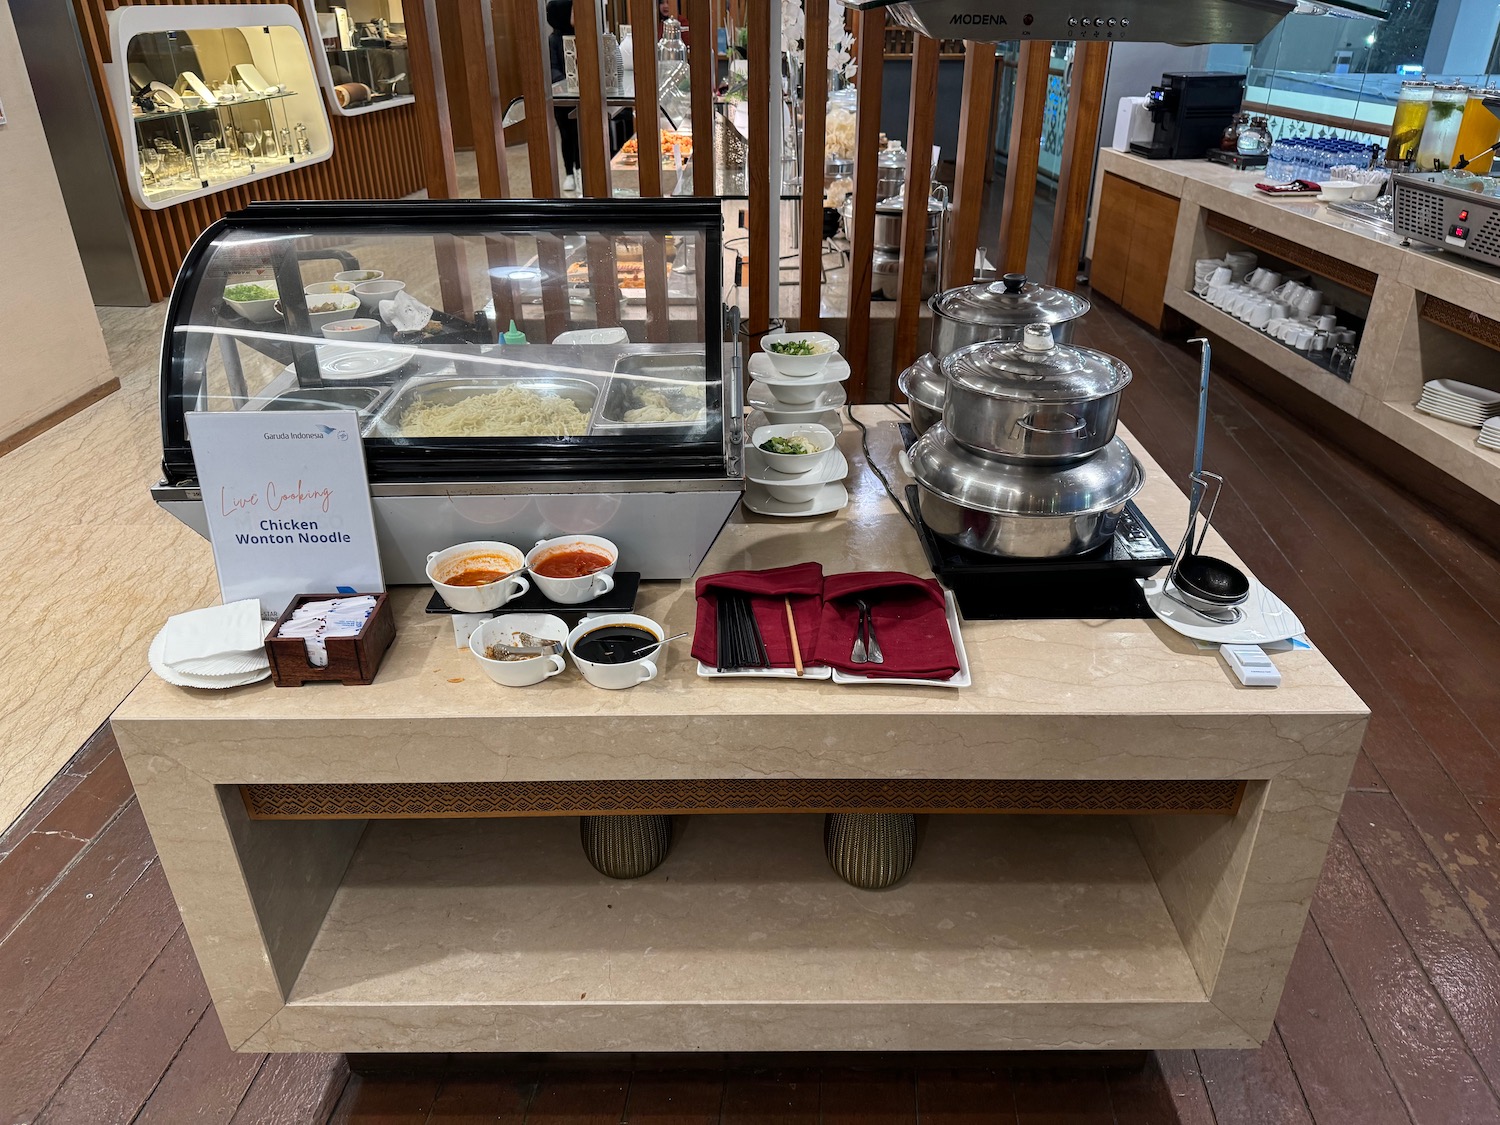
left=840, top=0, right=1384, bottom=45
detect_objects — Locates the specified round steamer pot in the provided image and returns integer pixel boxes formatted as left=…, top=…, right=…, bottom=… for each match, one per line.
left=940, top=324, right=1132, bottom=463
left=908, top=425, right=1144, bottom=558
left=897, top=353, right=945, bottom=435
left=929, top=272, right=1090, bottom=360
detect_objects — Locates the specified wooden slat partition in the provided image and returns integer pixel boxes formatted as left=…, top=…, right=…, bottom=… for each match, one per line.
left=1046, top=41, right=1110, bottom=291
left=843, top=9, right=885, bottom=402
left=68, top=0, right=432, bottom=302
left=686, top=0, right=717, bottom=196
left=456, top=0, right=510, bottom=198
left=407, top=0, right=460, bottom=199
left=797, top=0, right=830, bottom=331
left=508, top=0, right=559, bottom=197
left=626, top=0, right=663, bottom=198
left=893, top=34, right=940, bottom=375
left=586, top=234, right=622, bottom=329
left=571, top=0, right=613, bottom=197
left=946, top=41, right=996, bottom=289
left=744, top=0, right=774, bottom=332
left=997, top=40, right=1050, bottom=276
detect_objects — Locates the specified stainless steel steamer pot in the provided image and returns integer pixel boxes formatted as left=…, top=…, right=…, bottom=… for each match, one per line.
left=897, top=354, right=945, bottom=434
left=940, top=325, right=1132, bottom=463
left=908, top=426, right=1144, bottom=557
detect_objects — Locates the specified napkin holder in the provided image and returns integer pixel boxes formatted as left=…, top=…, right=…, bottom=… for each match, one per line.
left=266, top=593, right=396, bottom=687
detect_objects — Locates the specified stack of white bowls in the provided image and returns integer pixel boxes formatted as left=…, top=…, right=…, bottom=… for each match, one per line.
left=745, top=330, right=851, bottom=435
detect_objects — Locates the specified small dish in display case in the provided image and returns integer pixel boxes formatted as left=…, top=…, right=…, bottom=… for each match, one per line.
left=107, top=5, right=334, bottom=210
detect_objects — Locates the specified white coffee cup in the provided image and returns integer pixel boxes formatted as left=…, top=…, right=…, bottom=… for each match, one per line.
left=1270, top=302, right=1290, bottom=320
left=566, top=613, right=663, bottom=690
left=1249, top=302, right=1272, bottom=329
left=525, top=534, right=618, bottom=605
left=469, top=614, right=569, bottom=687
left=427, top=540, right=529, bottom=613
left=1209, top=266, right=1232, bottom=287
left=1296, top=290, right=1323, bottom=318
left=1316, top=314, right=1337, bottom=331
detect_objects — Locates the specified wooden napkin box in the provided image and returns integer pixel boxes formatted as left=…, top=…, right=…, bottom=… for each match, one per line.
left=265, top=593, right=395, bottom=687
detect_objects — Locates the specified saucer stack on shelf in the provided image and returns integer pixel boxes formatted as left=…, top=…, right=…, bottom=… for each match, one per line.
left=745, top=329, right=851, bottom=439
left=1414, top=379, right=1500, bottom=429
left=1480, top=418, right=1500, bottom=452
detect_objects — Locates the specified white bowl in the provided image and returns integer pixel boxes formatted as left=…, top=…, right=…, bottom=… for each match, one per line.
left=751, top=423, right=835, bottom=476
left=1352, top=180, right=1383, bottom=201
left=335, top=269, right=385, bottom=285
left=760, top=330, right=839, bottom=377
left=305, top=280, right=355, bottom=297
left=766, top=379, right=832, bottom=406
left=565, top=613, right=664, bottom=690
left=553, top=326, right=630, bottom=345
left=224, top=282, right=281, bottom=323
left=305, top=293, right=362, bottom=332
left=426, top=540, right=530, bottom=613
left=1320, top=180, right=1359, bottom=202
left=355, top=280, right=406, bottom=311
left=469, top=614, right=569, bottom=687
left=525, top=534, right=618, bottom=605
left=320, top=317, right=382, bottom=342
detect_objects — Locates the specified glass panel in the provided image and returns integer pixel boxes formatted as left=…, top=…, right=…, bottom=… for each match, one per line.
left=309, top=0, right=415, bottom=107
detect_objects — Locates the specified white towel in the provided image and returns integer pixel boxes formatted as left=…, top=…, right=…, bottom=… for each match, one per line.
left=159, top=600, right=264, bottom=666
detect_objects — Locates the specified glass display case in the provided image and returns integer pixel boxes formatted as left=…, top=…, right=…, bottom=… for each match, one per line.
left=303, top=0, right=415, bottom=115
left=151, top=198, right=743, bottom=582
left=107, top=5, right=333, bottom=210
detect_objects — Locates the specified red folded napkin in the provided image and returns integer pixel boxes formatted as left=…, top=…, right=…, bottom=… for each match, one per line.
left=814, top=571, right=959, bottom=680
left=691, top=562, right=825, bottom=669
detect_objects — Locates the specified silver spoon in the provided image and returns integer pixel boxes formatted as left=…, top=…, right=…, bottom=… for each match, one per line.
left=628, top=631, right=689, bottom=659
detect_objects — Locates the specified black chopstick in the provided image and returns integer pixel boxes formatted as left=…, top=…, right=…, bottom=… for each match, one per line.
left=716, top=591, right=770, bottom=672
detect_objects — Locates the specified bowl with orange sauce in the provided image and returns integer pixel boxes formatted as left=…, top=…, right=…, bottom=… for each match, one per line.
left=525, top=535, right=618, bottom=605
left=425, top=540, right=530, bottom=612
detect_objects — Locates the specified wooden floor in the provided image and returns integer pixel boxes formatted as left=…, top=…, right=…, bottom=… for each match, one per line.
left=3, top=295, right=1500, bottom=1123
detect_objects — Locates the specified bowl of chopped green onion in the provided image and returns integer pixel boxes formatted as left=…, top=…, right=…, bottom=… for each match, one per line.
left=760, top=330, right=838, bottom=377
left=223, top=280, right=282, bottom=323
left=750, top=422, right=835, bottom=476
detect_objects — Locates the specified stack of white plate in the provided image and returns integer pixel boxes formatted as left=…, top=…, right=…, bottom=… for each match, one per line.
left=1415, top=379, right=1500, bottom=428
left=1479, top=417, right=1500, bottom=452
left=148, top=621, right=273, bottom=689
left=746, top=330, right=851, bottom=436
left=742, top=437, right=851, bottom=517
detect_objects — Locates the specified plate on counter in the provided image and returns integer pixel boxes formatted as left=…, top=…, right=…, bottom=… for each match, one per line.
left=742, top=480, right=849, bottom=518
left=1139, top=576, right=1305, bottom=644
left=746, top=409, right=842, bottom=436
left=746, top=380, right=847, bottom=414
left=696, top=662, right=834, bottom=680
left=830, top=592, right=971, bottom=688
left=747, top=352, right=851, bottom=389
left=745, top=448, right=849, bottom=487
left=317, top=344, right=417, bottom=380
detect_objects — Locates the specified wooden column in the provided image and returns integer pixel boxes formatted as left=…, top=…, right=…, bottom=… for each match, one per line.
left=843, top=9, right=885, bottom=402
left=945, top=41, right=996, bottom=289
left=745, top=0, right=775, bottom=332
left=506, top=0, right=559, bottom=196
left=456, top=0, right=510, bottom=198
left=572, top=0, right=614, bottom=197
left=893, top=34, right=940, bottom=376
left=627, top=0, right=664, bottom=197
left=797, top=0, right=830, bottom=330
left=997, top=40, right=1051, bottom=277
left=1046, top=41, right=1111, bottom=291
left=405, top=0, right=459, bottom=199
left=686, top=0, right=718, bottom=195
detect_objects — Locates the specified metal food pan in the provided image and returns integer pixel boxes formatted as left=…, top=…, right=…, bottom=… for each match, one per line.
left=365, top=376, right=601, bottom=439
left=259, top=386, right=388, bottom=415
left=595, top=352, right=719, bottom=435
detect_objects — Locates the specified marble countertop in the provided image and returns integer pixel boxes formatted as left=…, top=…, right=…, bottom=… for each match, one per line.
left=114, top=410, right=1366, bottom=785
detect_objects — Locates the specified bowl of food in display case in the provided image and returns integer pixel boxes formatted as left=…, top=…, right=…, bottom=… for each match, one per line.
left=151, top=198, right=742, bottom=581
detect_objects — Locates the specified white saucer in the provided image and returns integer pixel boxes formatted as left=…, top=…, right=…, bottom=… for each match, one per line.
left=1139, top=576, right=1305, bottom=645
left=747, top=409, right=842, bottom=436
left=746, top=448, right=849, bottom=487
left=742, top=480, right=849, bottom=517
left=746, top=380, right=848, bottom=413
left=747, top=352, right=852, bottom=389
left=317, top=345, right=417, bottom=380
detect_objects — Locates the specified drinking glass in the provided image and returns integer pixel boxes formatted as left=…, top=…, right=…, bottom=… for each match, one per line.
left=263, top=130, right=278, bottom=158
left=243, top=130, right=260, bottom=169
left=141, top=147, right=162, bottom=186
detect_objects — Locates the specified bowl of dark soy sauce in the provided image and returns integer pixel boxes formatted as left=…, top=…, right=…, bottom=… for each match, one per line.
left=566, top=614, right=664, bottom=690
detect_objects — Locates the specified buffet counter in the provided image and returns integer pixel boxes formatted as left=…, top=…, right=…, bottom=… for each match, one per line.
left=112, top=409, right=1366, bottom=1056
left=1094, top=148, right=1500, bottom=512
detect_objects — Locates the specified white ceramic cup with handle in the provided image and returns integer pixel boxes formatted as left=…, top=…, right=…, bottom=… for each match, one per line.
left=426, top=540, right=529, bottom=613
left=566, top=613, right=663, bottom=690
left=525, top=535, right=618, bottom=605
left=469, top=614, right=569, bottom=687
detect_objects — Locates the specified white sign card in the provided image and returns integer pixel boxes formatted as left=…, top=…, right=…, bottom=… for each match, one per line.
left=187, top=409, right=384, bottom=614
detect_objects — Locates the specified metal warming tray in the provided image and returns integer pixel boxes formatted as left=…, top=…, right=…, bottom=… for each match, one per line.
left=1393, top=172, right=1500, bottom=268
left=595, top=351, right=720, bottom=436
left=364, top=376, right=604, bottom=439
left=258, top=386, right=389, bottom=414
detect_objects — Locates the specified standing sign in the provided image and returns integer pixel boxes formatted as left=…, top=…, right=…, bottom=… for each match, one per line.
left=187, top=409, right=384, bottom=614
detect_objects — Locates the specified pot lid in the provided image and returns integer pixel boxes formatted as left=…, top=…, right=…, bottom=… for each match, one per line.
left=942, top=323, right=1132, bottom=403
left=897, top=353, right=945, bottom=412
left=931, top=273, right=1090, bottom=330
left=910, top=425, right=1143, bottom=517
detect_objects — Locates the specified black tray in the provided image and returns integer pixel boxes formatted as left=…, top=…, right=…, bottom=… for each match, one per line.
left=905, top=486, right=1172, bottom=620
left=426, top=571, right=641, bottom=618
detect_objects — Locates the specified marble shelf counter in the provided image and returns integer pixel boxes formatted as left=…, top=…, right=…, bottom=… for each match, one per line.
left=113, top=410, right=1367, bottom=1055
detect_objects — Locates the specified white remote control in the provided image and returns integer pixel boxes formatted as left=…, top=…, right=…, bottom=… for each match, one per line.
left=1221, top=644, right=1281, bottom=687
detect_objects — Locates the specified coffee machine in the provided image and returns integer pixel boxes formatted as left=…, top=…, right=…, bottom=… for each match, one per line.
left=1129, top=72, right=1247, bottom=160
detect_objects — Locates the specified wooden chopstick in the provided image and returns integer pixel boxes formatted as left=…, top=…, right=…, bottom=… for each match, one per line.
left=785, top=597, right=804, bottom=677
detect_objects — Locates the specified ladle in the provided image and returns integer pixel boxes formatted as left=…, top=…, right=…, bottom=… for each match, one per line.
left=1166, top=340, right=1250, bottom=619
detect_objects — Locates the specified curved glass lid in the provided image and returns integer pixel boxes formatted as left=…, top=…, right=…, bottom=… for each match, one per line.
left=161, top=199, right=727, bottom=484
